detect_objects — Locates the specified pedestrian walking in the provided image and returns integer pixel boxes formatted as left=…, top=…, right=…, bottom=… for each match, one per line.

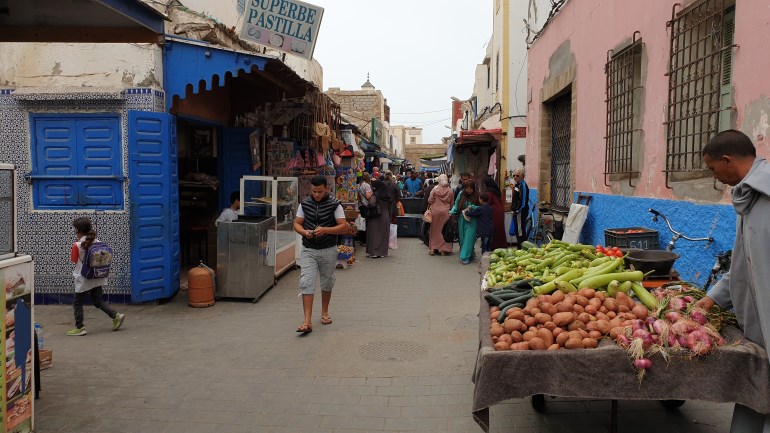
left=67, top=217, right=124, bottom=336
left=356, top=172, right=373, bottom=246
left=694, top=130, right=770, bottom=432
left=366, top=178, right=394, bottom=258
left=427, top=174, right=454, bottom=256
left=509, top=169, right=531, bottom=247
left=482, top=177, right=508, bottom=249
left=451, top=180, right=480, bottom=264
left=293, top=175, right=350, bottom=334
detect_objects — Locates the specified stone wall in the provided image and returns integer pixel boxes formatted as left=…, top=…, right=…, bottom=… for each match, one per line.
left=404, top=144, right=447, bottom=170
left=326, top=88, right=385, bottom=133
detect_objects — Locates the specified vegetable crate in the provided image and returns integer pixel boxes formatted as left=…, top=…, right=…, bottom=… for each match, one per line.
left=604, top=227, right=660, bottom=250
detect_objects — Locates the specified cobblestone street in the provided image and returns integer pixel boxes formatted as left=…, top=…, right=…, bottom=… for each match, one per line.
left=33, top=238, right=733, bottom=432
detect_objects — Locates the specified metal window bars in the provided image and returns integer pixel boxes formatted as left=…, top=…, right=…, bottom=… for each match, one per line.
left=550, top=92, right=572, bottom=212
left=604, top=32, right=643, bottom=187
left=664, top=0, right=733, bottom=188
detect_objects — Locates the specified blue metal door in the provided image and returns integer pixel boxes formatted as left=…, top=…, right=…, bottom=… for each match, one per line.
left=128, top=111, right=180, bottom=303
left=219, top=127, right=259, bottom=210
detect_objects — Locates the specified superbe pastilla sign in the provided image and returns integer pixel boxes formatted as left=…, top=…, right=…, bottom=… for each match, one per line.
left=240, top=0, right=324, bottom=60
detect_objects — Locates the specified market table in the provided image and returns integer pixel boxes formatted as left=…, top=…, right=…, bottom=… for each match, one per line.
left=471, top=258, right=770, bottom=432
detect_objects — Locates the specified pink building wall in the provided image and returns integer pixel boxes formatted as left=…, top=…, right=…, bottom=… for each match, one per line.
left=525, top=0, right=770, bottom=203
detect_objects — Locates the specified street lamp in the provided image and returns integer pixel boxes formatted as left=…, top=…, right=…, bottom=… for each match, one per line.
left=450, top=96, right=461, bottom=102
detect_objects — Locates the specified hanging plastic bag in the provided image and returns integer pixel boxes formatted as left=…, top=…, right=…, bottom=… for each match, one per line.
left=354, top=214, right=366, bottom=231
left=389, top=224, right=398, bottom=249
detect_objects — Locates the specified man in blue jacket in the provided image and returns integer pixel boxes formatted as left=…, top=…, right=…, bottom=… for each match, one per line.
left=509, top=169, right=530, bottom=247
left=404, top=170, right=423, bottom=197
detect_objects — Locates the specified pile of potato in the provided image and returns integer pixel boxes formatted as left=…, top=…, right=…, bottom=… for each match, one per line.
left=490, top=288, right=650, bottom=351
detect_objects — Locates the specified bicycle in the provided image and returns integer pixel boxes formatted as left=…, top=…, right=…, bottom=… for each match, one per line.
left=648, top=208, right=713, bottom=251
left=648, top=208, right=730, bottom=289
left=531, top=202, right=555, bottom=246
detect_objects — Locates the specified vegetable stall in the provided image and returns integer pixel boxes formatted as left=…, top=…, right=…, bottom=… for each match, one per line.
left=471, top=241, right=770, bottom=432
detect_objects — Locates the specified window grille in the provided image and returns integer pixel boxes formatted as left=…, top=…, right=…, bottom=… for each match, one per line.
left=550, top=93, right=572, bottom=212
left=604, top=32, right=642, bottom=186
left=664, top=0, right=734, bottom=187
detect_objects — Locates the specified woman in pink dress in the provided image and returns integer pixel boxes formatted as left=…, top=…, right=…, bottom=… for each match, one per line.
left=427, top=174, right=455, bottom=255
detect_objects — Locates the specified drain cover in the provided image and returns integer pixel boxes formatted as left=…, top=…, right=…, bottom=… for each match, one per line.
left=359, top=339, right=428, bottom=362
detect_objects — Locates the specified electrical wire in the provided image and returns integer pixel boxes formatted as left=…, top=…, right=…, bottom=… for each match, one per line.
left=391, top=108, right=451, bottom=115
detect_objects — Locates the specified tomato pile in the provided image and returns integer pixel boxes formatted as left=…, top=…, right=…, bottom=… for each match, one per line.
left=596, top=245, right=624, bottom=258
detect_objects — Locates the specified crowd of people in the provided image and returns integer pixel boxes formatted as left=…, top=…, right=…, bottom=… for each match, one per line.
left=294, top=167, right=532, bottom=334
left=356, top=168, right=532, bottom=264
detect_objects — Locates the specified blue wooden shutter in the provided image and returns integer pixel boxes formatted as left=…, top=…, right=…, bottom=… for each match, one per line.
left=78, top=118, right=122, bottom=206
left=128, top=111, right=179, bottom=302
left=219, top=127, right=258, bottom=210
left=33, top=119, right=78, bottom=207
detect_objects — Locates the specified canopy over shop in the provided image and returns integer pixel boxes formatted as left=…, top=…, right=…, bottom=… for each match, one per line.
left=0, top=0, right=167, bottom=43
left=450, top=128, right=503, bottom=196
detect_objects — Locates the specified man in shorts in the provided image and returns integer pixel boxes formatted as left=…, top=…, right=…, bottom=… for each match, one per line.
left=293, top=175, right=350, bottom=334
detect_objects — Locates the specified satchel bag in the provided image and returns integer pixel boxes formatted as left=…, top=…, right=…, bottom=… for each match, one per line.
left=442, top=215, right=459, bottom=243
left=367, top=202, right=381, bottom=218
left=423, top=208, right=432, bottom=223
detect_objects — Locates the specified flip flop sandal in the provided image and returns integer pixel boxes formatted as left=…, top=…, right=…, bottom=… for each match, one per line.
left=321, top=316, right=333, bottom=325
left=296, top=324, right=313, bottom=334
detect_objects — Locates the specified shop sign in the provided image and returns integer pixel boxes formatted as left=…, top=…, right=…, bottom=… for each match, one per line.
left=514, top=127, right=527, bottom=138
left=240, top=0, right=324, bottom=60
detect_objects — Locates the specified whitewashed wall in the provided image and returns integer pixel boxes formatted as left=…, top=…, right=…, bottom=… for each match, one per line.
left=0, top=43, right=162, bottom=89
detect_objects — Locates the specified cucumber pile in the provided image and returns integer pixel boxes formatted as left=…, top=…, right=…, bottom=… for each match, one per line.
left=484, top=240, right=658, bottom=310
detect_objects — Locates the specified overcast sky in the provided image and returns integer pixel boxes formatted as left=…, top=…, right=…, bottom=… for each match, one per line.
left=310, top=1, right=493, bottom=144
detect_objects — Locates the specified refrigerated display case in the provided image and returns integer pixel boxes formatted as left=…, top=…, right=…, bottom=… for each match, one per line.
left=216, top=218, right=275, bottom=300
left=239, top=176, right=299, bottom=277
left=0, top=164, right=34, bottom=433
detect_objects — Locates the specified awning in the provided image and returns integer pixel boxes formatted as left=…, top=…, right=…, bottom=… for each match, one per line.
left=457, top=128, right=503, bottom=145
left=0, top=0, right=168, bottom=43
left=419, top=158, right=448, bottom=167
left=163, top=39, right=315, bottom=110
left=359, top=140, right=381, bottom=152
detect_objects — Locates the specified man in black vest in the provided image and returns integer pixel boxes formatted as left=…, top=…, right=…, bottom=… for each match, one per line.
left=293, top=175, right=349, bottom=334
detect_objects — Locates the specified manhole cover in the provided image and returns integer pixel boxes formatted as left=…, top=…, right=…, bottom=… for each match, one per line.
left=359, top=339, right=428, bottom=362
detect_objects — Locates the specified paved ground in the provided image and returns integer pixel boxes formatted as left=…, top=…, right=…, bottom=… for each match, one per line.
left=33, top=238, right=733, bottom=432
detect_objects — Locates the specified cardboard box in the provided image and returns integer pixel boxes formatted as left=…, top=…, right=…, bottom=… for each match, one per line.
left=39, top=349, right=52, bottom=370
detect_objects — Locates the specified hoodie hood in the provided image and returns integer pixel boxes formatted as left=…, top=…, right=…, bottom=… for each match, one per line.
left=732, top=158, right=770, bottom=215
left=433, top=184, right=453, bottom=200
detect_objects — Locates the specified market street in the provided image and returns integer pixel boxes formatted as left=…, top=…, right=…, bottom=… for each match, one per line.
left=32, top=238, right=733, bottom=433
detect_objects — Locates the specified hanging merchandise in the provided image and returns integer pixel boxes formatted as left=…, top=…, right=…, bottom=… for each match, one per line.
left=488, top=150, right=497, bottom=176
left=315, top=149, right=326, bottom=167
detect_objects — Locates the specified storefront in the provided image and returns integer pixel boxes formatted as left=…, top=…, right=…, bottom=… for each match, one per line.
left=451, top=129, right=503, bottom=200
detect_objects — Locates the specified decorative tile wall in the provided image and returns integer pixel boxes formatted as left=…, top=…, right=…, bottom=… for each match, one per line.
left=0, top=88, right=165, bottom=304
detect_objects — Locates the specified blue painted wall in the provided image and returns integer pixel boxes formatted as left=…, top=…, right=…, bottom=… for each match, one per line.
left=578, top=192, right=735, bottom=285
left=527, top=189, right=736, bottom=286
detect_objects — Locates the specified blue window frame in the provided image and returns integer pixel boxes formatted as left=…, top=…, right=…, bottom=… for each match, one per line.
left=30, top=114, right=124, bottom=210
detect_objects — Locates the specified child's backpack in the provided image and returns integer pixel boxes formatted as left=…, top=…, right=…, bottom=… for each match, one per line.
left=80, top=242, right=113, bottom=279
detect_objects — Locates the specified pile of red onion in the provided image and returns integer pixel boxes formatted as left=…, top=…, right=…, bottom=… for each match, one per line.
left=613, top=287, right=726, bottom=380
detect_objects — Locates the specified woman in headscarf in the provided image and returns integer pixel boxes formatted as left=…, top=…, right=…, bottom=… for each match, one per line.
left=483, top=177, right=508, bottom=250
left=366, top=178, right=394, bottom=258
left=450, top=180, right=480, bottom=264
left=427, top=174, right=454, bottom=256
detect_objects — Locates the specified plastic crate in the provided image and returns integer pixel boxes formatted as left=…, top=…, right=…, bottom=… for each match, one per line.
left=397, top=214, right=423, bottom=237
left=604, top=227, right=660, bottom=250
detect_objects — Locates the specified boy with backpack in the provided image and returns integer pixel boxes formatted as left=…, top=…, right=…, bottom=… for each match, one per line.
left=68, top=217, right=124, bottom=336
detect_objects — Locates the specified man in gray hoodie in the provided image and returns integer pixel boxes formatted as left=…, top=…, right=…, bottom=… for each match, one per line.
left=696, top=129, right=770, bottom=432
